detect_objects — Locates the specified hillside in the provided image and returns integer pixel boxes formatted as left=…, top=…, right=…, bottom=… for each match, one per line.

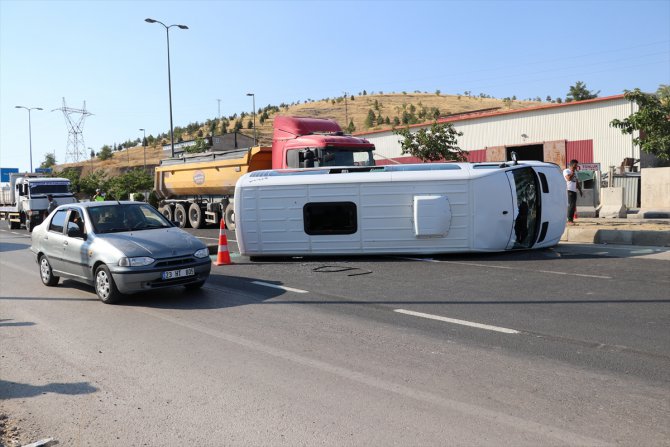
left=56, top=92, right=537, bottom=177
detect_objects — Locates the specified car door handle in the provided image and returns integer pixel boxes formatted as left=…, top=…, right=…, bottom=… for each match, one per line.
left=502, top=211, right=509, bottom=215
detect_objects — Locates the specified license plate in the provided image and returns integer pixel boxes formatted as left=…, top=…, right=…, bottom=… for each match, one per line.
left=162, top=267, right=195, bottom=280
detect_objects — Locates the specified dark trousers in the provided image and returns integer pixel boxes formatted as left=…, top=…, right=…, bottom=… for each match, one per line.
left=567, top=191, right=577, bottom=222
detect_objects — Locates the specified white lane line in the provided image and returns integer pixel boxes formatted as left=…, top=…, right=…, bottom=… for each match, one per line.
left=400, top=257, right=611, bottom=279
left=394, top=309, right=520, bottom=334
left=251, top=280, right=309, bottom=294
left=536, top=270, right=611, bottom=279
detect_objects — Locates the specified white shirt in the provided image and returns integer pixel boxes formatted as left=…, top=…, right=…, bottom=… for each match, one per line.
left=563, top=168, right=578, bottom=192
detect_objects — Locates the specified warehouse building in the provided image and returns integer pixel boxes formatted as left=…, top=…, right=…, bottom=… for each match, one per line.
left=359, top=95, right=651, bottom=171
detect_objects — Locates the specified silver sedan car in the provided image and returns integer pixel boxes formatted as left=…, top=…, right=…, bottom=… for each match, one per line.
left=30, top=201, right=212, bottom=303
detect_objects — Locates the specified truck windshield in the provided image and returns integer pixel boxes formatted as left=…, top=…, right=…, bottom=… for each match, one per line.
left=322, top=148, right=375, bottom=167
left=511, top=167, right=540, bottom=249
left=30, top=183, right=71, bottom=195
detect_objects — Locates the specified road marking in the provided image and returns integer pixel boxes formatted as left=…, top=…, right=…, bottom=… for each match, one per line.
left=400, top=257, right=611, bottom=279
left=251, top=280, right=308, bottom=294
left=394, top=309, right=520, bottom=334
left=134, top=307, right=610, bottom=446
left=536, top=270, right=610, bottom=279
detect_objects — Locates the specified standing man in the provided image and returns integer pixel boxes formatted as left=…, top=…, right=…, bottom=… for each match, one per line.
left=46, top=194, right=58, bottom=214
left=563, top=159, right=583, bottom=225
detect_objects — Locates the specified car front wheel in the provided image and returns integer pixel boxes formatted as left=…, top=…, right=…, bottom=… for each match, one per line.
left=95, top=265, right=122, bottom=304
left=39, top=255, right=59, bottom=286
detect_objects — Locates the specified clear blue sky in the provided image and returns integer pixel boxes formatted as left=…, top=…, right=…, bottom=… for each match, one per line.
left=1, top=0, right=669, bottom=173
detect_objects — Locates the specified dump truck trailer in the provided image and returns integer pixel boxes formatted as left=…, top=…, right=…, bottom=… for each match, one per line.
left=0, top=173, right=77, bottom=231
left=154, top=116, right=375, bottom=230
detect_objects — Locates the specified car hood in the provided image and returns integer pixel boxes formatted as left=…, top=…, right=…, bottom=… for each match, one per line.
left=96, top=228, right=205, bottom=258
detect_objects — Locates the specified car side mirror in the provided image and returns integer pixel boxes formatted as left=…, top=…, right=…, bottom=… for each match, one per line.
left=67, top=226, right=84, bottom=239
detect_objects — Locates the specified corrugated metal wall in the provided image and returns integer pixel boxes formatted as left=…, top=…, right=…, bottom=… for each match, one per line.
left=466, top=149, right=487, bottom=162
left=613, top=175, right=640, bottom=208
left=566, top=140, right=594, bottom=164
left=364, top=98, right=637, bottom=170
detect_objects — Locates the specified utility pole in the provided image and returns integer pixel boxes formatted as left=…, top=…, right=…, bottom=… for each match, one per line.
left=217, top=99, right=221, bottom=118
left=343, top=91, right=349, bottom=128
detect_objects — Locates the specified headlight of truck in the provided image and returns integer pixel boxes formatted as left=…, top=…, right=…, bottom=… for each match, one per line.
left=118, top=256, right=155, bottom=267
left=194, top=248, right=209, bottom=259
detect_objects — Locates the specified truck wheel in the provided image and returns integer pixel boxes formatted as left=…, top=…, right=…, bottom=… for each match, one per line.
left=224, top=203, right=235, bottom=231
left=188, top=203, right=204, bottom=229
left=174, top=203, right=189, bottom=228
left=8, top=220, right=19, bottom=230
left=160, top=205, right=173, bottom=222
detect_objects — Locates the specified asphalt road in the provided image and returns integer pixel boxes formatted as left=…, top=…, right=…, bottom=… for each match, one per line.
left=1, top=226, right=669, bottom=446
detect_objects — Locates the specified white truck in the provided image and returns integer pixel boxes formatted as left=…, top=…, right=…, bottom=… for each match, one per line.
left=0, top=173, right=77, bottom=231
left=234, top=161, right=567, bottom=258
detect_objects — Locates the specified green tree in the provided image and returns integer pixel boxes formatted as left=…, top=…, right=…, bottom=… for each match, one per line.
left=657, top=84, right=670, bottom=105
left=566, top=81, right=599, bottom=102
left=365, top=109, right=376, bottom=128
left=610, top=87, right=670, bottom=161
left=90, top=149, right=95, bottom=159
left=80, top=170, right=109, bottom=197
left=346, top=119, right=356, bottom=133
left=393, top=122, right=466, bottom=162
left=435, top=89, right=441, bottom=96
left=184, top=137, right=210, bottom=154
left=98, top=145, right=113, bottom=161
left=106, top=169, right=153, bottom=200
left=40, top=153, right=56, bottom=169
left=247, top=120, right=253, bottom=129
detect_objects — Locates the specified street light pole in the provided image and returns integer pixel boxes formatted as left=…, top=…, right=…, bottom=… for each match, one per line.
left=145, top=18, right=188, bottom=159
left=139, top=128, right=147, bottom=170
left=246, top=93, right=256, bottom=145
left=15, top=106, right=43, bottom=173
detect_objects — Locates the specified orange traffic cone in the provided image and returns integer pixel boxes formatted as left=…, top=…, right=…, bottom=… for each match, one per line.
left=215, top=218, right=232, bottom=265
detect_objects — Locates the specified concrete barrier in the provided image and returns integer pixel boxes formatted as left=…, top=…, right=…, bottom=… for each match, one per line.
left=631, top=167, right=670, bottom=219
left=561, top=228, right=670, bottom=246
left=599, top=187, right=627, bottom=218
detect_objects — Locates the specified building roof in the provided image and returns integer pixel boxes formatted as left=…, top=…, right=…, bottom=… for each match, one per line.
left=355, top=94, right=627, bottom=137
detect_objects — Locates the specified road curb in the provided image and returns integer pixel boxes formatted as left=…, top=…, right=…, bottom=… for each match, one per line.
left=561, top=228, right=670, bottom=247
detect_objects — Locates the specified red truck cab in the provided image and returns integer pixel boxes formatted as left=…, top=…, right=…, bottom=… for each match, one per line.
left=272, top=116, right=375, bottom=169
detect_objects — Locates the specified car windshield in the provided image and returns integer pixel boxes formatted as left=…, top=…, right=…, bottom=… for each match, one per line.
left=30, top=182, right=70, bottom=195
left=322, top=149, right=375, bottom=167
left=511, top=167, right=541, bottom=249
left=87, top=204, right=172, bottom=234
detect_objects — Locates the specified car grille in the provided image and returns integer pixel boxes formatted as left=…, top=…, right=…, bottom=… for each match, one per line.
left=154, top=257, right=196, bottom=268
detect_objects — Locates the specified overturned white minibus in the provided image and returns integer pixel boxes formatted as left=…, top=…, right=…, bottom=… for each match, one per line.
left=234, top=161, right=567, bottom=257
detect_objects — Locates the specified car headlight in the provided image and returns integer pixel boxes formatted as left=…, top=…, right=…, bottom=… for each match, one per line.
left=193, top=248, right=209, bottom=259
left=118, top=256, right=155, bottom=267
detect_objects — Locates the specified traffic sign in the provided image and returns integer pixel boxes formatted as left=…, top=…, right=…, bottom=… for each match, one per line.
left=0, top=167, right=19, bottom=183
left=35, top=167, right=52, bottom=174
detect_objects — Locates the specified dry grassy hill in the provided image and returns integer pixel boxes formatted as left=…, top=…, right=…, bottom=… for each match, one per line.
left=56, top=93, right=537, bottom=177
